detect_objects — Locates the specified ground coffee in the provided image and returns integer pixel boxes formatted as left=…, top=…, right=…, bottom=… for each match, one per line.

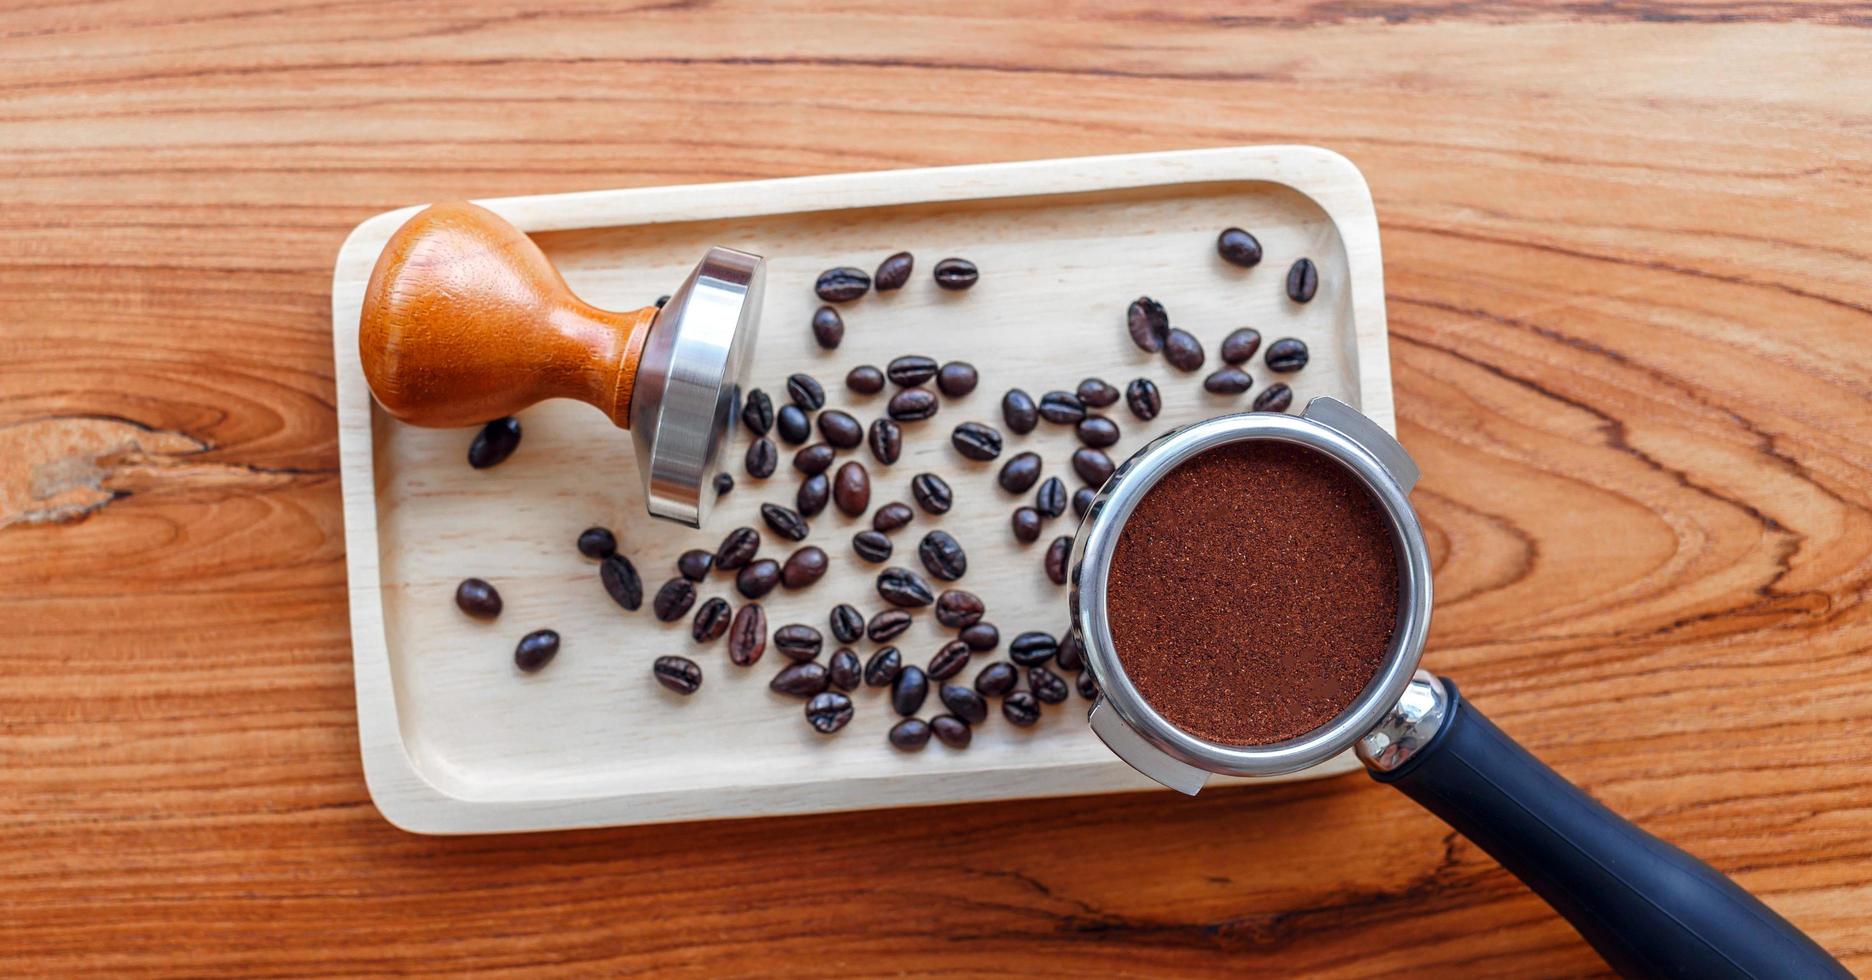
left=1106, top=440, right=1398, bottom=745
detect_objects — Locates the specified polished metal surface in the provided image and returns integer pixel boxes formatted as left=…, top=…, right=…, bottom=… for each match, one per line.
left=1355, top=671, right=1449, bottom=772
left=1072, top=396, right=1434, bottom=788
left=630, top=246, right=765, bottom=527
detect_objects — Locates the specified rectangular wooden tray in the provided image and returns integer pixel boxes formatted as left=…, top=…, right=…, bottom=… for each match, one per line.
left=332, top=147, right=1392, bottom=834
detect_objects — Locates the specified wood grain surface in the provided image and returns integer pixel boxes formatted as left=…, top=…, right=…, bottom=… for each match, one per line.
left=3, top=1, right=1869, bottom=975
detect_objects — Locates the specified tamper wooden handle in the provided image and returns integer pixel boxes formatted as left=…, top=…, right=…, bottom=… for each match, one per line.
left=358, top=201, right=655, bottom=429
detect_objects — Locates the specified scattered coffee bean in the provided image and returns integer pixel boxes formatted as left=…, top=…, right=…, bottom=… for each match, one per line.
left=917, top=530, right=968, bottom=581
left=815, top=266, right=870, bottom=303
left=931, top=715, right=972, bottom=748
left=774, top=624, right=824, bottom=662
left=1164, top=328, right=1204, bottom=372
left=828, top=648, right=862, bottom=691
left=1203, top=367, right=1254, bottom=394
left=1077, top=415, right=1120, bottom=448
left=1056, top=630, right=1085, bottom=671
left=867, top=417, right=903, bottom=465
left=937, top=361, right=979, bottom=397
left=873, top=501, right=914, bottom=532
left=736, top=558, right=781, bottom=599
left=928, top=639, right=971, bottom=680
left=455, top=578, right=502, bottom=618
left=654, top=655, right=703, bottom=694
left=782, top=545, right=828, bottom=589
left=1002, top=691, right=1041, bottom=726
left=1220, top=327, right=1263, bottom=365
left=1217, top=227, right=1264, bottom=267
left=771, top=661, right=829, bottom=697
left=935, top=589, right=984, bottom=628
left=951, top=421, right=1003, bottom=461
left=1030, top=666, right=1069, bottom=704
left=1072, top=447, right=1115, bottom=486
left=998, top=452, right=1041, bottom=493
left=677, top=549, right=714, bottom=581
left=1076, top=378, right=1119, bottom=408
left=514, top=629, right=558, bottom=672
left=1001, top=389, right=1038, bottom=434
left=1077, top=670, right=1099, bottom=699
left=1045, top=536, right=1071, bottom=585
left=829, top=603, right=864, bottom=644
left=1035, top=477, right=1067, bottom=518
left=776, top=404, right=811, bottom=445
left=692, top=597, right=731, bottom=643
left=875, top=251, right=914, bottom=291
left=865, top=647, right=903, bottom=687
left=888, top=717, right=930, bottom=750
left=932, top=257, right=978, bottom=290
left=1286, top=257, right=1318, bottom=303
left=960, top=622, right=1000, bottom=651
left=887, top=387, right=938, bottom=421
left=1039, top=390, right=1087, bottom=425
left=653, top=578, right=697, bottom=622
left=786, top=373, right=826, bottom=410
left=1265, top=338, right=1310, bottom=372
left=852, top=530, right=893, bottom=563
left=818, top=410, right=862, bottom=449
left=893, top=665, right=929, bottom=715
left=729, top=603, right=766, bottom=665
left=1254, top=383, right=1294, bottom=413
left=714, top=472, right=734, bottom=496
left=600, top=555, right=644, bottom=611
left=1125, top=377, right=1161, bottom=420
left=974, top=661, right=1018, bottom=697
left=867, top=608, right=912, bottom=642
left=1010, top=631, right=1058, bottom=666
left=577, top=527, right=617, bottom=560
left=761, top=502, right=809, bottom=541
left=741, top=393, right=768, bottom=434
left=887, top=355, right=938, bottom=387
left=745, top=437, right=778, bottom=478
left=847, top=365, right=885, bottom=394
left=877, top=566, right=935, bottom=607
left=1127, top=297, right=1169, bottom=353
left=1012, top=507, right=1041, bottom=543
left=1072, top=487, right=1095, bottom=518
left=911, top=473, right=953, bottom=514
left=796, top=473, right=830, bottom=517
left=655, top=294, right=669, bottom=308
left=715, top=526, right=761, bottom=571
left=468, top=417, right=521, bottom=469
left=833, top=461, right=871, bottom=516
left=793, top=443, right=834, bottom=476
left=940, top=684, right=988, bottom=724
left=810, top=306, right=844, bottom=349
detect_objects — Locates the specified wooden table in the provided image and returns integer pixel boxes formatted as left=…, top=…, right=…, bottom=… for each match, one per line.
left=5, top=3, right=1868, bottom=975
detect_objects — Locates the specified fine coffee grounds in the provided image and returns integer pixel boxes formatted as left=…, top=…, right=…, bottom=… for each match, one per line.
left=1107, top=440, right=1398, bottom=745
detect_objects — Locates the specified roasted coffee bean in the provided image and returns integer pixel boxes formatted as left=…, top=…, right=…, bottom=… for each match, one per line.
left=888, top=717, right=930, bottom=751
left=893, top=665, right=929, bottom=715
left=1035, top=477, right=1067, bottom=518
left=736, top=558, right=782, bottom=599
left=1127, top=296, right=1169, bottom=353
left=873, top=501, right=914, bottom=532
left=1056, top=630, right=1085, bottom=671
left=1077, top=415, right=1120, bottom=449
left=811, top=306, right=844, bottom=350
left=1010, top=631, right=1058, bottom=666
left=774, top=624, right=824, bottom=661
left=796, top=473, right=830, bottom=517
left=887, top=387, right=938, bottom=421
left=677, top=549, right=714, bottom=581
left=782, top=545, right=828, bottom=589
left=828, top=648, right=862, bottom=691
left=714, top=472, right=734, bottom=496
left=867, top=608, right=913, bottom=642
left=917, top=530, right=968, bottom=581
left=715, top=526, right=761, bottom=571
left=692, top=597, right=731, bottom=643
left=877, top=566, right=935, bottom=607
left=1125, top=377, right=1161, bottom=420
left=1077, top=670, right=1099, bottom=699
left=940, top=684, right=988, bottom=724
left=1072, top=447, right=1115, bottom=486
left=852, top=530, right=893, bottom=563
left=1030, top=666, right=1069, bottom=704
left=1001, top=389, right=1038, bottom=434
left=875, top=251, right=914, bottom=291
left=865, top=646, right=903, bottom=687
left=776, top=404, right=811, bottom=445
left=998, top=452, right=1041, bottom=493
left=818, top=410, right=863, bottom=449
left=833, top=461, right=871, bottom=517
left=729, top=603, right=767, bottom=665
left=455, top=578, right=502, bottom=618
left=937, top=361, right=979, bottom=397
left=931, top=714, right=972, bottom=748
left=928, top=639, right=971, bottom=680
left=815, top=266, right=870, bottom=302
left=1164, top=328, right=1205, bottom=372
left=1203, top=367, right=1254, bottom=394
left=847, top=365, right=886, bottom=394
left=793, top=443, right=834, bottom=476
left=654, top=655, right=702, bottom=694
left=600, top=555, right=643, bottom=611
left=653, top=578, right=697, bottom=622
left=771, top=661, right=829, bottom=697
left=1286, top=257, right=1318, bottom=303
left=973, top=661, right=1018, bottom=697
left=1253, top=383, right=1294, bottom=413
left=829, top=603, right=864, bottom=644
left=655, top=294, right=670, bottom=308
left=911, top=473, right=953, bottom=514
left=1045, top=536, right=1071, bottom=585
left=745, top=437, right=778, bottom=478
left=577, top=526, right=617, bottom=560
left=786, top=373, right=826, bottom=410
left=1002, top=691, right=1041, bottom=726
left=741, top=388, right=774, bottom=435
left=1265, top=338, right=1310, bottom=372
left=960, top=622, right=1000, bottom=651
left=514, top=629, right=559, bottom=672
left=887, top=355, right=938, bottom=387
left=468, top=417, right=521, bottom=469
left=1076, top=377, right=1119, bottom=408
left=867, top=417, right=903, bottom=465
left=951, top=421, right=1003, bottom=461
left=1012, top=507, right=1041, bottom=543
left=935, top=589, right=984, bottom=628
left=1038, top=390, right=1086, bottom=425
left=932, top=257, right=979, bottom=290
left=1072, top=487, right=1095, bottom=518
left=1217, top=226, right=1264, bottom=267
left=1220, top=327, right=1263, bottom=365
left=761, top=502, right=809, bottom=541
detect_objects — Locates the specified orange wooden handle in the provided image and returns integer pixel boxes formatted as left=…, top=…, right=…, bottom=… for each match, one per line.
left=358, top=201, right=655, bottom=430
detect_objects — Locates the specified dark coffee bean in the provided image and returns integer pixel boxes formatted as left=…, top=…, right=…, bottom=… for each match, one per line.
left=950, top=421, right=1003, bottom=461
left=1072, top=447, right=1115, bottom=486
left=715, top=526, right=761, bottom=570
left=774, top=624, right=824, bottom=662
left=599, top=555, right=643, bottom=611
left=1072, top=487, right=1095, bottom=518
left=729, top=603, right=766, bottom=665
left=1030, top=666, right=1069, bottom=704
left=1035, top=477, right=1067, bottom=518
left=1045, top=536, right=1071, bottom=585
left=514, top=629, right=558, bottom=671
left=932, top=257, right=978, bottom=290
left=811, top=306, right=844, bottom=350
left=818, top=410, right=862, bottom=449
left=852, top=530, right=893, bottom=563
left=1002, top=691, right=1041, bottom=726
left=653, top=578, right=697, bottom=622
left=1038, top=390, right=1086, bottom=425
left=741, top=388, right=774, bottom=435
left=455, top=578, right=502, bottom=618
left=847, top=365, right=885, bottom=395
left=1011, top=507, right=1041, bottom=543
left=782, top=545, right=828, bottom=589
left=714, top=472, right=734, bottom=496
left=1254, top=383, right=1294, bottom=413
left=888, top=717, right=930, bottom=751
left=928, top=640, right=971, bottom=680
left=877, top=566, right=935, bottom=607
left=1076, top=378, right=1119, bottom=408
left=931, top=715, right=972, bottom=748
left=873, top=501, right=914, bottom=532
left=1217, top=227, right=1263, bottom=267
left=960, top=622, right=1000, bottom=651
left=736, top=558, right=781, bottom=599
left=1220, top=327, right=1263, bottom=364
left=815, top=266, right=870, bottom=303
left=937, top=362, right=979, bottom=397
left=1164, top=328, right=1204, bottom=372
left=1126, top=296, right=1168, bottom=353
left=1203, top=367, right=1254, bottom=394
left=1001, top=389, right=1038, bottom=434
left=828, top=648, right=862, bottom=691
left=974, top=661, right=1017, bottom=697
left=865, top=647, right=903, bottom=687
left=795, top=473, right=830, bottom=517
left=786, top=373, right=826, bottom=410
left=911, top=473, right=953, bottom=514
left=1077, top=670, right=1099, bottom=699
left=771, top=661, right=829, bottom=697
left=1056, top=630, right=1085, bottom=671
left=677, top=548, right=714, bottom=581
left=875, top=251, right=914, bottom=291
left=829, top=603, right=864, bottom=644
left=577, top=527, right=617, bottom=559
left=886, top=355, right=938, bottom=387
left=893, top=665, right=929, bottom=715
left=940, top=684, right=988, bottom=724
left=653, top=655, right=702, bottom=694
left=761, top=502, right=809, bottom=541
left=833, top=461, right=870, bottom=517
left=691, top=597, right=731, bottom=643
left=1125, top=377, right=1161, bottom=421
left=867, top=417, right=903, bottom=465
left=1076, top=415, right=1120, bottom=448
left=745, top=437, right=778, bottom=478
left=468, top=417, right=521, bottom=469
left=1285, top=257, right=1318, bottom=303
left=1010, top=631, right=1057, bottom=666
left=917, top=530, right=968, bottom=581
left=1265, top=338, right=1310, bottom=372
left=935, top=589, right=984, bottom=628
left=776, top=404, right=811, bottom=445
left=998, top=452, right=1041, bottom=493
left=655, top=294, right=670, bottom=308
left=887, top=387, right=938, bottom=421
left=867, top=608, right=912, bottom=643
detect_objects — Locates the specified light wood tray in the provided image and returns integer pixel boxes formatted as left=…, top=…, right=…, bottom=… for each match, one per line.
left=332, top=147, right=1392, bottom=834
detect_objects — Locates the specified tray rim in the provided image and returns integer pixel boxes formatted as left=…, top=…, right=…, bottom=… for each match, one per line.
left=332, top=145, right=1392, bottom=834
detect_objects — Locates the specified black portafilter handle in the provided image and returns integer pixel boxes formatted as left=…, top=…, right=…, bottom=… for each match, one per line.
left=1370, top=677, right=1848, bottom=979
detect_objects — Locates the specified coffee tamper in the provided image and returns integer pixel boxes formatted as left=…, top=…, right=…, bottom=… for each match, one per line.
left=357, top=201, right=763, bottom=527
